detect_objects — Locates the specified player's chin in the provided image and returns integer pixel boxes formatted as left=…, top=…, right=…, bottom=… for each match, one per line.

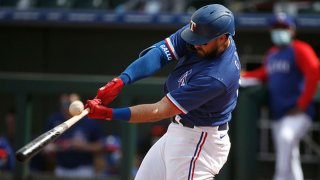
left=197, top=52, right=214, bottom=59
left=196, top=51, right=206, bottom=58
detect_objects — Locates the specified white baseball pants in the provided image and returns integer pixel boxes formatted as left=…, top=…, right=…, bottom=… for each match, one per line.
left=135, top=122, right=231, bottom=180
left=271, top=113, right=312, bottom=180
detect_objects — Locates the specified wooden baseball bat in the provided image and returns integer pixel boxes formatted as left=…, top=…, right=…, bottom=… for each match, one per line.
left=15, top=108, right=90, bottom=162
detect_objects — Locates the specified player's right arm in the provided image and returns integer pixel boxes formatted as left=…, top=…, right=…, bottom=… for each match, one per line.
left=94, top=26, right=189, bottom=106
left=118, top=25, right=188, bottom=85
left=94, top=48, right=166, bottom=105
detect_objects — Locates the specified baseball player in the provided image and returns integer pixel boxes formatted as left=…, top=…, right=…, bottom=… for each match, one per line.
left=242, top=13, right=320, bottom=180
left=86, top=4, right=240, bottom=179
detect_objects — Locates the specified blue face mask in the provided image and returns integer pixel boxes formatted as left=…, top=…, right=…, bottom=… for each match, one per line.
left=271, top=29, right=292, bottom=46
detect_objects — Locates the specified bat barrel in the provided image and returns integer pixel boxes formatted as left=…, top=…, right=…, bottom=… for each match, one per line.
left=15, top=123, right=68, bottom=162
left=15, top=108, right=89, bottom=162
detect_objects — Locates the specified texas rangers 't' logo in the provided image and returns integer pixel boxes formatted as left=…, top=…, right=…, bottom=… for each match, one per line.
left=190, top=20, right=196, bottom=32
left=178, top=70, right=192, bottom=87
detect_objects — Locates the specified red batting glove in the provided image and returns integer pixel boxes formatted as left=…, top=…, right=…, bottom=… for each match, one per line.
left=95, top=77, right=124, bottom=106
left=86, top=99, right=113, bottom=120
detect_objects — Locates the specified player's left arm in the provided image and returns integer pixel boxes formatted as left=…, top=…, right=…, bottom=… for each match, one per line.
left=126, top=76, right=226, bottom=122
left=128, top=96, right=182, bottom=123
left=86, top=76, right=225, bottom=122
left=294, top=41, right=320, bottom=110
left=86, top=97, right=182, bottom=123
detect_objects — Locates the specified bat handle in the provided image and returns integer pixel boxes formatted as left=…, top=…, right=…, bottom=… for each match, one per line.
left=64, top=108, right=90, bottom=128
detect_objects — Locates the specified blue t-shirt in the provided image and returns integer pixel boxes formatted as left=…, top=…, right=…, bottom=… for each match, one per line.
left=0, top=137, right=14, bottom=171
left=46, top=112, right=103, bottom=168
left=155, top=25, right=241, bottom=126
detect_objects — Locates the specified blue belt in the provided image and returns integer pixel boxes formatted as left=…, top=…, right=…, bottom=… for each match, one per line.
left=171, top=118, right=228, bottom=131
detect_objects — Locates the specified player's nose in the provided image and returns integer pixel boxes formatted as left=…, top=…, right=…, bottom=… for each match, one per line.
left=194, top=45, right=202, bottom=49
left=194, top=43, right=207, bottom=49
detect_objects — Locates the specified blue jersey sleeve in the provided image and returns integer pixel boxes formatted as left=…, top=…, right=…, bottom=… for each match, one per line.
left=120, top=25, right=189, bottom=84
left=166, top=76, right=225, bottom=114
left=120, top=48, right=169, bottom=84
left=152, top=24, right=189, bottom=61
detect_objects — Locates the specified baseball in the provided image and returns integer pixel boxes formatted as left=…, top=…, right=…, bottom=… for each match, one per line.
left=69, top=100, right=84, bottom=116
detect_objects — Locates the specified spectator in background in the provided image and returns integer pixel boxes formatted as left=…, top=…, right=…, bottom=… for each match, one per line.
left=44, top=93, right=105, bottom=178
left=0, top=110, right=16, bottom=172
left=3, top=109, right=15, bottom=146
left=242, top=13, right=320, bottom=180
left=0, top=137, right=14, bottom=172
left=102, top=134, right=121, bottom=176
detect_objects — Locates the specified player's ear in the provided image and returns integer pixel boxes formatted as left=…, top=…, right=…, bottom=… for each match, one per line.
left=222, top=34, right=229, bottom=41
left=217, top=34, right=227, bottom=43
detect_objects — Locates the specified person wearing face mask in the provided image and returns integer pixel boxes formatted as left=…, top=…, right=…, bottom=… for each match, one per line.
left=242, top=13, right=320, bottom=180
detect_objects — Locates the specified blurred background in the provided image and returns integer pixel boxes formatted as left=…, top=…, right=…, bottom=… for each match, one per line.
left=0, top=0, right=319, bottom=180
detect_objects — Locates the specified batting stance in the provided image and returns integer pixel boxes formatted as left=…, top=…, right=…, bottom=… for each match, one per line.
left=242, top=14, right=320, bottom=180
left=86, top=4, right=240, bottom=179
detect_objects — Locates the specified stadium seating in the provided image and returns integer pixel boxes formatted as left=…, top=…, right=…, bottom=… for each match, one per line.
left=0, top=0, right=20, bottom=7
left=72, top=0, right=110, bottom=10
left=35, top=0, right=73, bottom=9
left=0, top=0, right=112, bottom=10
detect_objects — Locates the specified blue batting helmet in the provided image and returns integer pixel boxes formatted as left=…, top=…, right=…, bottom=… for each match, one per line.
left=181, top=4, right=235, bottom=45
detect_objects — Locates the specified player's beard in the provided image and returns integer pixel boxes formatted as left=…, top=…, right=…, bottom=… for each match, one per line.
left=196, top=46, right=220, bottom=59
